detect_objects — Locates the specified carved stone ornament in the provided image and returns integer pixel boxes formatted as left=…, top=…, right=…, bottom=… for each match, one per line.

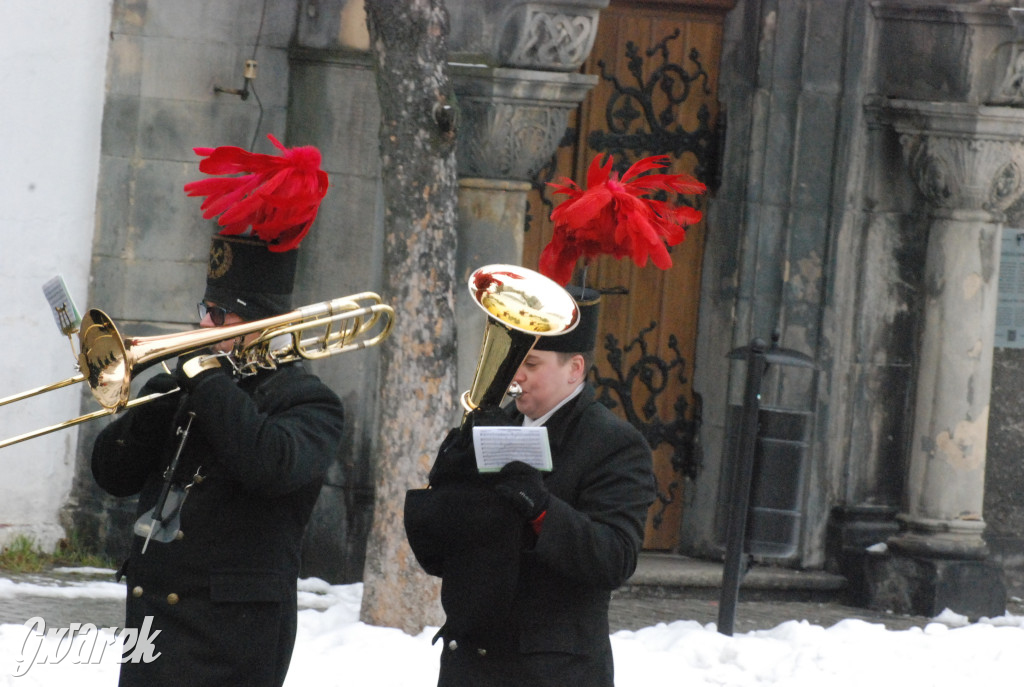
left=458, top=100, right=568, bottom=180
left=899, top=134, right=1024, bottom=215
left=991, top=7, right=1024, bottom=106
left=452, top=66, right=597, bottom=181
left=867, top=97, right=1024, bottom=219
left=497, top=3, right=604, bottom=72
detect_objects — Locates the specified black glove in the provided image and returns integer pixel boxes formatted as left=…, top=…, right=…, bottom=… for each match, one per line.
left=128, top=372, right=180, bottom=438
left=429, top=407, right=518, bottom=484
left=493, top=460, right=550, bottom=521
left=172, top=349, right=226, bottom=393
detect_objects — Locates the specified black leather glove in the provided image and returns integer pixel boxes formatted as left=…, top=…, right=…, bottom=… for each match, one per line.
left=128, top=372, right=180, bottom=438
left=172, top=349, right=225, bottom=393
left=493, top=460, right=550, bottom=521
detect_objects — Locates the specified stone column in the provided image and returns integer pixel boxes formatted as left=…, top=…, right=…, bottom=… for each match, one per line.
left=866, top=98, right=1024, bottom=617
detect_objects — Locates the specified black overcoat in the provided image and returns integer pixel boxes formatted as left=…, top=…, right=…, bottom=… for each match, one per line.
left=407, top=384, right=655, bottom=687
left=91, top=361, right=344, bottom=687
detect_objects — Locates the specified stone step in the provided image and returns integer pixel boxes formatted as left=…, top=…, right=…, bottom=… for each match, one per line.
left=619, top=552, right=848, bottom=603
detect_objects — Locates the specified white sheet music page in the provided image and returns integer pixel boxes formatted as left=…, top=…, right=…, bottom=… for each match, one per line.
left=472, top=426, right=553, bottom=473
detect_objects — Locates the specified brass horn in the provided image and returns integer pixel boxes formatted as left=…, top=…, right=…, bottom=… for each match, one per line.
left=0, top=293, right=394, bottom=449
left=461, top=264, right=579, bottom=415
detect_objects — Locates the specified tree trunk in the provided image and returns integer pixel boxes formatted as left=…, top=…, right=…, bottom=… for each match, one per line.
left=360, top=0, right=457, bottom=634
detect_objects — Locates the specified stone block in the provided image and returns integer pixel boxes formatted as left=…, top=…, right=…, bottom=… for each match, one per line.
left=826, top=505, right=900, bottom=606
left=94, top=156, right=133, bottom=256
left=105, top=33, right=143, bottom=98
left=287, top=52, right=381, bottom=174
left=101, top=97, right=141, bottom=158
left=864, top=549, right=1007, bottom=620
left=791, top=92, right=839, bottom=210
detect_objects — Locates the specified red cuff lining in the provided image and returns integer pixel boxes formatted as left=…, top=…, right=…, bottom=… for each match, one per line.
left=530, top=510, right=547, bottom=535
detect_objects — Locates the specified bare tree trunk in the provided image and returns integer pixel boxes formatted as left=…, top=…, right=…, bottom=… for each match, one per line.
left=360, top=0, right=457, bottom=633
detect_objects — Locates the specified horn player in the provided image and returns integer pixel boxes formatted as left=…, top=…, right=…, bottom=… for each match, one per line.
left=405, top=152, right=705, bottom=687
left=405, top=286, right=657, bottom=687
left=91, top=135, right=344, bottom=687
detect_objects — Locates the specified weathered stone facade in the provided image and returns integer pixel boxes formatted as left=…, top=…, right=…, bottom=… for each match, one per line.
left=47, top=0, right=1024, bottom=618
left=685, top=0, right=1024, bottom=616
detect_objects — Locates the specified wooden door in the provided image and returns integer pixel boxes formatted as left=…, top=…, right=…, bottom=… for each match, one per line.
left=523, top=0, right=731, bottom=549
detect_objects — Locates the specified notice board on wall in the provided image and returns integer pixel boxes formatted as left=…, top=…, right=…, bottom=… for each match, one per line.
left=996, top=227, right=1024, bottom=348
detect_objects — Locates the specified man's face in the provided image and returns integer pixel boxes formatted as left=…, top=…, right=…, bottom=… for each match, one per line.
left=199, top=301, right=253, bottom=354
left=512, top=349, right=585, bottom=420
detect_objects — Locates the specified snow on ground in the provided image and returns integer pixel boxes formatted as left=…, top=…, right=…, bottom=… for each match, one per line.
left=2, top=572, right=1024, bottom=686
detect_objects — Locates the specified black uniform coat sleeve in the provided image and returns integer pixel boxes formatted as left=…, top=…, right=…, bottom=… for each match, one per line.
left=91, top=362, right=344, bottom=687
left=435, top=384, right=656, bottom=687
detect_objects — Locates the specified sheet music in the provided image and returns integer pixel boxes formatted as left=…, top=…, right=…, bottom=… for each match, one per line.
left=472, top=426, right=552, bottom=473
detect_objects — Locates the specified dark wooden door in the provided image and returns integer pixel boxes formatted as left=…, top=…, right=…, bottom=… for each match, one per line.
left=523, top=0, right=732, bottom=549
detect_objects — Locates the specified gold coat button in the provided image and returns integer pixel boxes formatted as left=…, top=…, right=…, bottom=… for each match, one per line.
left=174, top=530, right=184, bottom=541
left=477, top=648, right=487, bottom=657
left=167, top=593, right=180, bottom=605
left=132, top=586, right=143, bottom=598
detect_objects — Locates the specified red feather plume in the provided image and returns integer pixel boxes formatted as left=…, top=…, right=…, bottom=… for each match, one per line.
left=538, top=154, right=707, bottom=286
left=183, top=134, right=329, bottom=252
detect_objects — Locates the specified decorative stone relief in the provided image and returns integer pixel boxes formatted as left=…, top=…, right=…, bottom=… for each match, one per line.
left=457, top=99, right=568, bottom=180
left=498, top=4, right=602, bottom=72
left=451, top=66, right=597, bottom=182
left=899, top=134, right=1024, bottom=216
left=866, top=97, right=1024, bottom=219
left=991, top=7, right=1024, bottom=106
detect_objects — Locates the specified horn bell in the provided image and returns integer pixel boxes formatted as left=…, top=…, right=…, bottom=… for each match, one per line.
left=461, top=264, right=579, bottom=414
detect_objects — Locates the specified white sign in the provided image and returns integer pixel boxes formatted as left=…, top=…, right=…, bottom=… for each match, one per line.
left=996, top=228, right=1024, bottom=348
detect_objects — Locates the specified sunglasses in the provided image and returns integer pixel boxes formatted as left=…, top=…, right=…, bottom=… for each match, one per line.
left=197, top=302, right=233, bottom=326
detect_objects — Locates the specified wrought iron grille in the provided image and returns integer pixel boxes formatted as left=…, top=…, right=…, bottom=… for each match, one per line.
left=592, top=323, right=703, bottom=529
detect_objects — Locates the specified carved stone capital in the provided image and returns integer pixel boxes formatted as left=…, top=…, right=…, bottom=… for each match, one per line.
left=899, top=133, right=1024, bottom=217
left=867, top=97, right=1024, bottom=219
left=452, top=66, right=597, bottom=181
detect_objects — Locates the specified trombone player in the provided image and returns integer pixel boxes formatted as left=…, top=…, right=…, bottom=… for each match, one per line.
left=91, top=136, right=344, bottom=687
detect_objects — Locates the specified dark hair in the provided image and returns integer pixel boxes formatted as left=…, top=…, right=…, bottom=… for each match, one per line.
left=556, top=350, right=595, bottom=375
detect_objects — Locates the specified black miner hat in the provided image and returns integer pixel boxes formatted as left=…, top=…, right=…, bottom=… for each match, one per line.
left=534, top=285, right=600, bottom=354
left=184, top=134, right=329, bottom=322
left=203, top=235, right=299, bottom=321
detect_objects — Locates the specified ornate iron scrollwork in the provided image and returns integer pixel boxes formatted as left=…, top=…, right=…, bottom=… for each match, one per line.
left=527, top=28, right=719, bottom=233
left=526, top=28, right=713, bottom=530
left=587, top=29, right=719, bottom=184
left=592, top=322, right=703, bottom=530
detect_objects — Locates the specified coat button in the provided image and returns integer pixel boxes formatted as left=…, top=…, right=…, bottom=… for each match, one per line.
left=132, top=586, right=143, bottom=598
left=447, top=640, right=458, bottom=651
left=167, top=593, right=180, bottom=605
left=477, top=648, right=487, bottom=657
left=174, top=530, right=184, bottom=541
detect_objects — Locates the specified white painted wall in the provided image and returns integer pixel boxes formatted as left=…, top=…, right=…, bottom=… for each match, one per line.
left=0, top=1, right=112, bottom=550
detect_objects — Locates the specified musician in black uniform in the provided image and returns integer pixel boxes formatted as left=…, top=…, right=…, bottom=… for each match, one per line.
left=406, top=287, right=656, bottom=687
left=92, top=138, right=344, bottom=686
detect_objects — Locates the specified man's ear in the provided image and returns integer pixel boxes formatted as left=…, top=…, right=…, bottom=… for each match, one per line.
left=569, top=353, right=586, bottom=384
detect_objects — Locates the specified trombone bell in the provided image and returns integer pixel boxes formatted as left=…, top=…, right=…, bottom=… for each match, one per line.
left=78, top=309, right=132, bottom=410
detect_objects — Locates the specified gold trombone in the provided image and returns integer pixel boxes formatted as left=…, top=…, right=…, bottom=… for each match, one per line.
left=0, top=293, right=394, bottom=449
